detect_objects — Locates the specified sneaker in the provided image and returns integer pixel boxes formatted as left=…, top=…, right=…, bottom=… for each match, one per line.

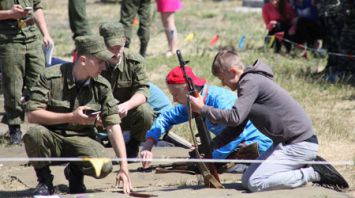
left=312, top=156, right=349, bottom=191
left=64, top=164, right=86, bottom=194
left=9, top=125, right=22, bottom=145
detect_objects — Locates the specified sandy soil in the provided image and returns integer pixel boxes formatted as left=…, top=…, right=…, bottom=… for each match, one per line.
left=0, top=144, right=353, bottom=198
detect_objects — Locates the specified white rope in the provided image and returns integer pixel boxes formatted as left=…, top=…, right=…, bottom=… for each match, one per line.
left=0, top=157, right=353, bottom=166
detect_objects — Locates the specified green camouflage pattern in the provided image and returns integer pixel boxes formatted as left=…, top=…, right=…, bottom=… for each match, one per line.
left=0, top=0, right=45, bottom=125
left=23, top=125, right=112, bottom=178
left=26, top=63, right=120, bottom=134
left=101, top=51, right=153, bottom=141
left=68, top=0, right=92, bottom=40
left=23, top=62, right=120, bottom=175
left=119, top=0, right=151, bottom=56
left=99, top=22, right=126, bottom=47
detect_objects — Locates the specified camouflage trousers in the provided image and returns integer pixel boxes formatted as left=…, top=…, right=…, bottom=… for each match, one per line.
left=0, top=40, right=44, bottom=125
left=68, top=0, right=92, bottom=40
left=23, top=125, right=112, bottom=179
left=120, top=103, right=154, bottom=142
left=120, top=0, right=151, bottom=56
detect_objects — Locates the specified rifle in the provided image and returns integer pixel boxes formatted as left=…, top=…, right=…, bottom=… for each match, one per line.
left=137, top=162, right=198, bottom=175
left=176, top=50, right=223, bottom=188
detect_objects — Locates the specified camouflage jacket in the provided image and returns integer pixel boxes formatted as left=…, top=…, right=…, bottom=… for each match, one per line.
left=101, top=51, right=149, bottom=103
left=0, top=0, right=43, bottom=43
left=26, top=63, right=120, bottom=137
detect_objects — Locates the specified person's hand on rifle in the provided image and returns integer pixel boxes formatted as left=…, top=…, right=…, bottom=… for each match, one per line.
left=188, top=94, right=205, bottom=113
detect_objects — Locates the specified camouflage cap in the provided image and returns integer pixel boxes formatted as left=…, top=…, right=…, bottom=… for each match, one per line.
left=75, top=35, right=114, bottom=61
left=99, top=22, right=125, bottom=48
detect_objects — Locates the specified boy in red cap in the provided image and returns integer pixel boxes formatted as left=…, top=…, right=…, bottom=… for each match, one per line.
left=140, top=65, right=273, bottom=171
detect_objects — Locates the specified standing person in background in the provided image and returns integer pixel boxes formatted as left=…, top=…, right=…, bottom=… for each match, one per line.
left=262, top=0, right=296, bottom=53
left=337, top=0, right=355, bottom=79
left=68, top=0, right=92, bottom=42
left=156, top=0, right=182, bottom=57
left=120, top=0, right=151, bottom=57
left=316, top=0, right=344, bottom=80
left=291, top=0, right=323, bottom=49
left=0, top=1, right=53, bottom=145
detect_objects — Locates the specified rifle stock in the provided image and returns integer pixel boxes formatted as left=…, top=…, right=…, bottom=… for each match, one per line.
left=176, top=50, right=223, bottom=189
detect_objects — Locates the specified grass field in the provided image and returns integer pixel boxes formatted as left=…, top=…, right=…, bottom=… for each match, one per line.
left=2, top=0, right=355, bottom=191
left=44, top=0, right=354, bottom=141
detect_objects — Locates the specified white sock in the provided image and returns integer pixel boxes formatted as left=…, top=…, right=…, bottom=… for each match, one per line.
left=301, top=167, right=321, bottom=182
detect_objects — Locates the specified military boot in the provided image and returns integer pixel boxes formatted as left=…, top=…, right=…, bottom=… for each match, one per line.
left=126, top=138, right=140, bottom=160
left=9, top=125, right=22, bottom=145
left=34, top=166, right=54, bottom=195
left=64, top=164, right=86, bottom=194
left=139, top=42, right=148, bottom=57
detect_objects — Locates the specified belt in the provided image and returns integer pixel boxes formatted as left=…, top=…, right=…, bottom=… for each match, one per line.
left=0, top=18, right=35, bottom=29
left=284, top=134, right=318, bottom=145
left=304, top=135, right=318, bottom=144
left=17, top=18, right=35, bottom=29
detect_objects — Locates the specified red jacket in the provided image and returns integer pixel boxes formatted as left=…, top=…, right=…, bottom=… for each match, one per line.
left=262, top=2, right=296, bottom=31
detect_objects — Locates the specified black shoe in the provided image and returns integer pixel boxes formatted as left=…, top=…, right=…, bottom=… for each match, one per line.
left=64, top=164, right=86, bottom=194
left=126, top=139, right=140, bottom=161
left=34, top=182, right=54, bottom=195
left=9, top=125, right=22, bottom=145
left=34, top=167, right=54, bottom=195
left=312, top=156, right=349, bottom=191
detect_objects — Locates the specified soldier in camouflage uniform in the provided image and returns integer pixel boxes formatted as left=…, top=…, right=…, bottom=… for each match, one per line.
left=317, top=0, right=344, bottom=76
left=23, top=36, right=132, bottom=195
left=99, top=22, right=154, bottom=158
left=68, top=0, right=92, bottom=40
left=0, top=0, right=53, bottom=144
left=120, top=0, right=151, bottom=57
left=338, top=0, right=355, bottom=77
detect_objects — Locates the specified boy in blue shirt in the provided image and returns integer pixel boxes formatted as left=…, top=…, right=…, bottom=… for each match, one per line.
left=140, top=66, right=273, bottom=169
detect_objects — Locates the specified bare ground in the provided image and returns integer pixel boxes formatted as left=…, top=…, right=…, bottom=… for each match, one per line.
left=0, top=143, right=353, bottom=198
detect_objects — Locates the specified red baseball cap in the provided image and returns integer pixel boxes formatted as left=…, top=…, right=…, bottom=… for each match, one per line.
left=166, top=66, right=206, bottom=86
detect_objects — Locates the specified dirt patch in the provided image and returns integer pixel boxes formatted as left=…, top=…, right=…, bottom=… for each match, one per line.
left=0, top=146, right=353, bottom=198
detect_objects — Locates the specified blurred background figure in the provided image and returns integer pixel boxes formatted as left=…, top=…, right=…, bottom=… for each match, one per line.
left=68, top=0, right=92, bottom=41
left=291, top=0, right=323, bottom=49
left=262, top=0, right=296, bottom=53
left=156, top=0, right=182, bottom=57
left=120, top=0, right=152, bottom=57
left=336, top=1, right=355, bottom=79
left=0, top=2, right=53, bottom=145
left=316, top=0, right=344, bottom=80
